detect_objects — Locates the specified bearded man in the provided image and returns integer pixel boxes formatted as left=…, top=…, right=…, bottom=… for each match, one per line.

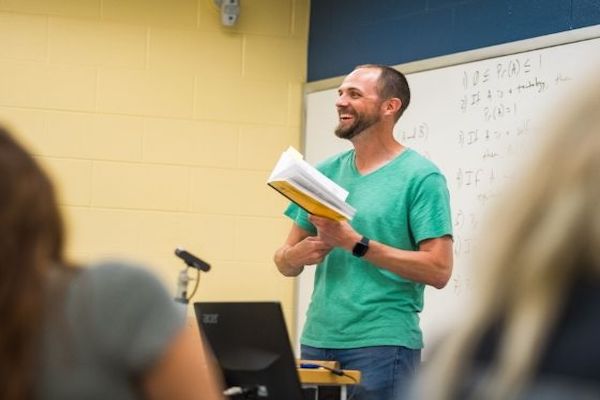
left=274, top=64, right=453, bottom=400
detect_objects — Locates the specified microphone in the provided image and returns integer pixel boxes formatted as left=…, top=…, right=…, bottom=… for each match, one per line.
left=175, top=248, right=211, bottom=272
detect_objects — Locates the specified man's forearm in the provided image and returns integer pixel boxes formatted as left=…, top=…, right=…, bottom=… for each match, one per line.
left=363, top=237, right=453, bottom=289
left=274, top=245, right=304, bottom=277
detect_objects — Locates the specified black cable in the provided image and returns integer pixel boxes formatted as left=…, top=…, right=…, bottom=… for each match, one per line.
left=316, top=363, right=359, bottom=400
left=186, top=267, right=201, bottom=300
left=300, top=362, right=360, bottom=399
left=318, top=364, right=358, bottom=400
left=301, top=363, right=358, bottom=382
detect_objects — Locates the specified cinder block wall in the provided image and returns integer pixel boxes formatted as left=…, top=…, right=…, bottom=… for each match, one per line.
left=0, top=0, right=308, bottom=333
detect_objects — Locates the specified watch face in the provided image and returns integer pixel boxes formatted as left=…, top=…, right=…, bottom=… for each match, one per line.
left=352, top=237, right=369, bottom=257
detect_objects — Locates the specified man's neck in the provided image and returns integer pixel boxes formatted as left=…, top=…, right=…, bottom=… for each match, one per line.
left=351, top=127, right=405, bottom=175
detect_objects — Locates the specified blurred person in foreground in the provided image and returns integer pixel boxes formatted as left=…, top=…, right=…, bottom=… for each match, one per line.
left=0, top=125, right=225, bottom=400
left=411, top=81, right=600, bottom=399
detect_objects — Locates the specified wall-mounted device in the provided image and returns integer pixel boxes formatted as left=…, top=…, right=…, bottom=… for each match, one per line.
left=214, top=0, right=240, bottom=27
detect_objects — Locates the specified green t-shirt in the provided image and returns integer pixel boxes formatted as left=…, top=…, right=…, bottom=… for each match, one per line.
left=285, top=148, right=452, bottom=349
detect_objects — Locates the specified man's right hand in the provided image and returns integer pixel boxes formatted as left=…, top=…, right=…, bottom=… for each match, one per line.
left=285, top=236, right=332, bottom=268
left=275, top=230, right=332, bottom=277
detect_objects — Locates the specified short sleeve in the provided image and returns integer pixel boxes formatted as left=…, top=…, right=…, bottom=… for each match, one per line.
left=409, top=172, right=453, bottom=244
left=284, top=202, right=317, bottom=235
left=80, top=262, right=186, bottom=373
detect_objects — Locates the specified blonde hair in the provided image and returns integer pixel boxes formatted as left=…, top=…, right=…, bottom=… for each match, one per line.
left=419, top=80, right=600, bottom=400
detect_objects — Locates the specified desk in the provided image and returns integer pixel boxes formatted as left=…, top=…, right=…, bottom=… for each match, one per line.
left=297, top=360, right=361, bottom=400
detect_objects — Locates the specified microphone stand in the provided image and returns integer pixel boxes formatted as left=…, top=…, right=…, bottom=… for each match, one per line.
left=174, top=267, right=195, bottom=304
left=173, top=248, right=210, bottom=304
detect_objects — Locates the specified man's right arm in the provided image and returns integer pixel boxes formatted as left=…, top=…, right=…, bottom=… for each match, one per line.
left=274, top=223, right=332, bottom=277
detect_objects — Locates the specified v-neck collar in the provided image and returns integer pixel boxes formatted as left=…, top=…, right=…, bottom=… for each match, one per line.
left=350, top=147, right=412, bottom=178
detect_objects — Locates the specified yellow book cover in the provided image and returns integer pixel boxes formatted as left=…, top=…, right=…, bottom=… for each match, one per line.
left=267, top=147, right=355, bottom=221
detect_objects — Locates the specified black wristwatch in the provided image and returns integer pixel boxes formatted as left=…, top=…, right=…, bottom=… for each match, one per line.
left=352, top=236, right=370, bottom=257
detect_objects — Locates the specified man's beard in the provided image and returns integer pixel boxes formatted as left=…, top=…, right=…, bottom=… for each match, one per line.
left=334, top=109, right=380, bottom=140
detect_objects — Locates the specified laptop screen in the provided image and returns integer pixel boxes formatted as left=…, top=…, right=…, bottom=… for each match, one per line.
left=194, top=301, right=304, bottom=400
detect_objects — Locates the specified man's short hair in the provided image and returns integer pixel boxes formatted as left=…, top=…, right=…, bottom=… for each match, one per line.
left=355, top=64, right=411, bottom=121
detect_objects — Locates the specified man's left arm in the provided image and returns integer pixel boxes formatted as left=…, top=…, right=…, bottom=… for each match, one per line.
left=309, top=216, right=453, bottom=289
left=364, top=234, right=453, bottom=289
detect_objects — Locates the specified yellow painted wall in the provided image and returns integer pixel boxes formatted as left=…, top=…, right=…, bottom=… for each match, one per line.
left=0, top=0, right=308, bottom=335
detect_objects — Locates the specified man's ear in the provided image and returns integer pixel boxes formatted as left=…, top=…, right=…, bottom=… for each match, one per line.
left=384, top=98, right=402, bottom=117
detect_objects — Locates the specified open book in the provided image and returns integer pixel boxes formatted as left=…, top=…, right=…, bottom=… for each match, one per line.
left=267, top=147, right=356, bottom=221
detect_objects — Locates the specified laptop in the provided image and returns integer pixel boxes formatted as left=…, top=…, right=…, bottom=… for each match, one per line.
left=194, top=301, right=304, bottom=400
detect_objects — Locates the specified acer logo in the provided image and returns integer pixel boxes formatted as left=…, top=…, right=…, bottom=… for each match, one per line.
left=202, top=314, right=219, bottom=324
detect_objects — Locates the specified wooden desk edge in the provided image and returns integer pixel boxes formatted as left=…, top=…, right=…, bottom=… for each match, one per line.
left=297, top=368, right=361, bottom=385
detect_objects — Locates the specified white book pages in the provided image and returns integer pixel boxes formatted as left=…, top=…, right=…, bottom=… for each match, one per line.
left=269, top=147, right=348, bottom=201
left=268, top=146, right=356, bottom=220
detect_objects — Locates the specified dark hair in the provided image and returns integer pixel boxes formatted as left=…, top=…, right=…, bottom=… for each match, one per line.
left=0, top=126, right=67, bottom=400
left=355, top=64, right=411, bottom=121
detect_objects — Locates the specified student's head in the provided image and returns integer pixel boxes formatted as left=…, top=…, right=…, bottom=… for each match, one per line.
left=355, top=64, right=411, bottom=121
left=418, top=81, right=600, bottom=400
left=0, top=126, right=65, bottom=266
left=0, top=125, right=66, bottom=399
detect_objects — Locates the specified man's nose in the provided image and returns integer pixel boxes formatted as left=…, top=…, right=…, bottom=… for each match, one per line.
left=335, top=94, right=348, bottom=107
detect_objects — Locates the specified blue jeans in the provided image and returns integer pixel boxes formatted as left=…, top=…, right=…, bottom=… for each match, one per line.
left=301, top=344, right=421, bottom=400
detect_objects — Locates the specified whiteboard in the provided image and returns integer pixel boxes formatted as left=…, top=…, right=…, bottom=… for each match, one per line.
left=296, top=34, right=600, bottom=356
